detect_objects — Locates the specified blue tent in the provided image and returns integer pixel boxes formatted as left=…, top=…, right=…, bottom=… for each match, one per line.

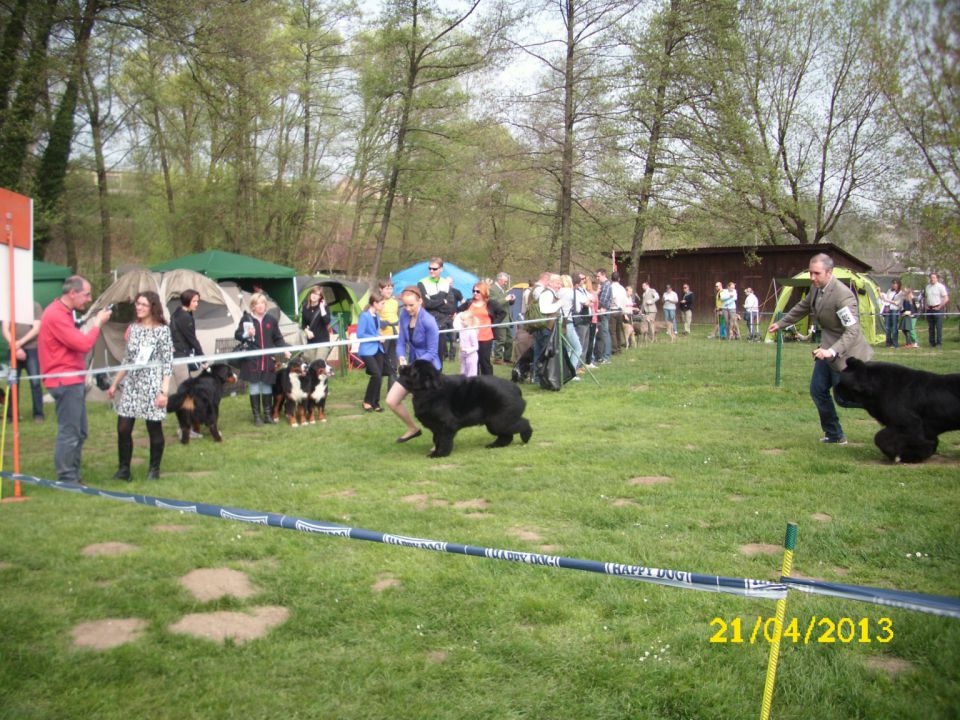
left=390, top=261, right=479, bottom=301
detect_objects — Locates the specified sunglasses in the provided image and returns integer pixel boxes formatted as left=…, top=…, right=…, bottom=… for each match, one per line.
left=429, top=266, right=440, bottom=271
left=473, top=289, right=482, bottom=294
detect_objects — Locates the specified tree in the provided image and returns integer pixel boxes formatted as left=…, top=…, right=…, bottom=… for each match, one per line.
left=696, top=0, right=896, bottom=245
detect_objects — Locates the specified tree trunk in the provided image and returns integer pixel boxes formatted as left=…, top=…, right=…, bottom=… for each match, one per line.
left=80, top=65, right=112, bottom=280
left=0, top=0, right=31, bottom=124
left=558, top=0, right=576, bottom=274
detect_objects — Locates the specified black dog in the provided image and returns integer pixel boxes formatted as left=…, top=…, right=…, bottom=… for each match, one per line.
left=167, top=364, right=237, bottom=444
left=304, top=358, right=332, bottom=424
left=835, top=358, right=960, bottom=463
left=272, top=356, right=311, bottom=426
left=398, top=360, right=533, bottom=457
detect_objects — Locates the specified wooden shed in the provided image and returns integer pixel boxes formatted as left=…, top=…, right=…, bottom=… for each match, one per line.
left=615, top=244, right=872, bottom=321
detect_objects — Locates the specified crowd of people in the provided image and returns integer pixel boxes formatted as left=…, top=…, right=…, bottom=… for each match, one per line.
left=2, top=265, right=954, bottom=484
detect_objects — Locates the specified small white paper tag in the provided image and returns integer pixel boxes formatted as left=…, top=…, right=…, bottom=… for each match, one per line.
left=135, top=340, right=155, bottom=366
left=836, top=306, right=856, bottom=328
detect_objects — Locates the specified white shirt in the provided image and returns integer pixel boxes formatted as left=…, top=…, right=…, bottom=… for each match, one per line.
left=610, top=282, right=628, bottom=310
left=744, top=293, right=759, bottom=312
left=661, top=290, right=678, bottom=310
left=925, top=281, right=949, bottom=310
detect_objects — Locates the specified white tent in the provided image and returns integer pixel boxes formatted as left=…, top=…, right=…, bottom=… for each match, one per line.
left=83, top=269, right=303, bottom=399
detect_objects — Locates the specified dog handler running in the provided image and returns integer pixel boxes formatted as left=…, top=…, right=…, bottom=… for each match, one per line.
left=768, top=253, right=873, bottom=445
left=385, top=286, right=440, bottom=443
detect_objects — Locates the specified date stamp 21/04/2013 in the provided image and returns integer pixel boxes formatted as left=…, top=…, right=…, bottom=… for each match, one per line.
left=709, top=616, right=894, bottom=645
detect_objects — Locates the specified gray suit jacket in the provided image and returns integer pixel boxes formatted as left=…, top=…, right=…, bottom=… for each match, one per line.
left=779, top=277, right=873, bottom=371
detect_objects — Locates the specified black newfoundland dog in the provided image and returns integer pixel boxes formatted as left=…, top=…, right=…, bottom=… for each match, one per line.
left=835, top=358, right=960, bottom=463
left=167, top=363, right=237, bottom=444
left=398, top=360, right=533, bottom=458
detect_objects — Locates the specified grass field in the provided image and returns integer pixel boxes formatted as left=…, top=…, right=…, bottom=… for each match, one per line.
left=1, top=332, right=958, bottom=719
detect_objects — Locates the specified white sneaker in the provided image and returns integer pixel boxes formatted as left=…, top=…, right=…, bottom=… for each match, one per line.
left=571, top=376, right=581, bottom=381
left=189, top=430, right=203, bottom=440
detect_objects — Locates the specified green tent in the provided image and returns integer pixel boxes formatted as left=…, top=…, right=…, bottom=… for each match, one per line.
left=33, top=259, right=72, bottom=307
left=764, top=267, right=885, bottom=345
left=151, top=250, right=297, bottom=317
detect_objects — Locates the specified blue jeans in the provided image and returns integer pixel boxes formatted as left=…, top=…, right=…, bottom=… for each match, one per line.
left=663, top=308, right=676, bottom=332
left=6, top=348, right=44, bottom=419
left=531, top=327, right=553, bottom=382
left=49, top=384, right=88, bottom=483
left=810, top=359, right=862, bottom=440
left=597, top=314, right=611, bottom=361
left=564, top=322, right=583, bottom=368
left=884, top=311, right=900, bottom=347
left=927, top=310, right=944, bottom=347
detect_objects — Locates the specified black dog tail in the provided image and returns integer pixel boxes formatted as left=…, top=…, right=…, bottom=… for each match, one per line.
left=166, top=390, right=194, bottom=413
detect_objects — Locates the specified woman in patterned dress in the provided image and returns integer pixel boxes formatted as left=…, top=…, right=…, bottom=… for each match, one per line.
left=106, top=291, right=174, bottom=481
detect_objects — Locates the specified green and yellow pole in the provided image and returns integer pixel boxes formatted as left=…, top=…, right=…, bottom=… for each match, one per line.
left=760, top=522, right=797, bottom=720
left=774, top=311, right=783, bottom=388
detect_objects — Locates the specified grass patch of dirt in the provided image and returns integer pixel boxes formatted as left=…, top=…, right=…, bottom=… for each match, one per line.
left=81, top=542, right=138, bottom=557
left=179, top=568, right=258, bottom=602
left=167, top=606, right=289, bottom=644
left=71, top=618, right=148, bottom=650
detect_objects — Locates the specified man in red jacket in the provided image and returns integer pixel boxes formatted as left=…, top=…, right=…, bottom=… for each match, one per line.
left=38, top=276, right=112, bottom=485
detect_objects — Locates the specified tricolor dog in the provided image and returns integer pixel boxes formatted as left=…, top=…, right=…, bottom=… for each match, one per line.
left=272, top=357, right=311, bottom=426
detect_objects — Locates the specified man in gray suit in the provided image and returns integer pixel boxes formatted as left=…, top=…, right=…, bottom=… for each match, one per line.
left=769, top=253, right=873, bottom=445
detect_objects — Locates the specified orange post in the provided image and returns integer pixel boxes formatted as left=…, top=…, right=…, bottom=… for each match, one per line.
left=1, top=203, right=25, bottom=502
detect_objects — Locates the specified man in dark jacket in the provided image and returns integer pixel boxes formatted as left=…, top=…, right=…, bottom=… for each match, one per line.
left=418, top=257, right=457, bottom=362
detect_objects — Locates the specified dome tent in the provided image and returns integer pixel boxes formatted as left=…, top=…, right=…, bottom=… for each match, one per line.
left=764, top=267, right=885, bottom=345
left=82, top=268, right=303, bottom=400
left=389, top=261, right=479, bottom=301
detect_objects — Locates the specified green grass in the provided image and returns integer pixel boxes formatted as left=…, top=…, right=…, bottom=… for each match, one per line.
left=1, top=333, right=959, bottom=719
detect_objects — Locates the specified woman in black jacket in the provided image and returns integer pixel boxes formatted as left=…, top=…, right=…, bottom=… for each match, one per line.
left=300, top=285, right=331, bottom=359
left=234, top=292, right=289, bottom=425
left=170, top=289, right=205, bottom=392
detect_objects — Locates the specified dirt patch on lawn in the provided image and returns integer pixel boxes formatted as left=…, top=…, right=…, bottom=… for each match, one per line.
left=926, top=454, right=960, bottom=466
left=628, top=476, right=672, bottom=486
left=81, top=542, right=138, bottom=557
left=729, top=495, right=746, bottom=502
left=318, top=488, right=357, bottom=499
left=538, top=545, right=561, bottom=554
left=739, top=543, right=781, bottom=556
left=372, top=573, right=402, bottom=592
left=402, top=494, right=431, bottom=510
left=179, top=568, right=258, bottom=602
left=433, top=464, right=459, bottom=470
left=152, top=524, right=192, bottom=533
left=168, top=606, right=289, bottom=644
left=426, top=650, right=449, bottom=663
left=454, top=498, right=488, bottom=510
left=656, top=423, right=674, bottom=429
left=811, top=513, right=832, bottom=522
left=508, top=527, right=543, bottom=542
left=612, top=498, right=639, bottom=507
left=72, top=618, right=148, bottom=650
left=761, top=448, right=784, bottom=456
left=0, top=562, right=15, bottom=571
left=465, top=512, right=493, bottom=519
left=864, top=655, right=914, bottom=677
left=684, top=444, right=697, bottom=451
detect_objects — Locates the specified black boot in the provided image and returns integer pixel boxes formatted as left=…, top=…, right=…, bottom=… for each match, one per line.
left=146, top=438, right=164, bottom=480
left=250, top=394, right=263, bottom=426
left=114, top=428, right=133, bottom=481
left=262, top=394, right=277, bottom=424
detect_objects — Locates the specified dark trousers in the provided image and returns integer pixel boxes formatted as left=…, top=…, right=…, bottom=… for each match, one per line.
left=810, top=359, right=862, bottom=440
left=927, top=310, right=944, bottom=347
left=383, top=338, right=398, bottom=390
left=478, top=339, right=494, bottom=375
left=363, top=353, right=384, bottom=406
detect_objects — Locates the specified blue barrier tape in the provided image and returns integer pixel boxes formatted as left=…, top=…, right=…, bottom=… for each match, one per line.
left=1, top=471, right=787, bottom=601
left=781, top=577, right=960, bottom=620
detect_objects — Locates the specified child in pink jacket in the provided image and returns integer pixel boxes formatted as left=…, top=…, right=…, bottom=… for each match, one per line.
left=454, top=311, right=479, bottom=377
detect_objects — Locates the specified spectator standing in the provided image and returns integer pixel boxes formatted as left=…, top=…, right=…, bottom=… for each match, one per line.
left=743, top=287, right=760, bottom=340
left=488, top=272, right=515, bottom=362
left=768, top=253, right=872, bottom=445
left=357, top=290, right=386, bottom=412
left=379, top=280, right=399, bottom=389
left=528, top=273, right=562, bottom=383
left=558, top=275, right=584, bottom=372
left=300, top=285, right=332, bottom=360
left=458, top=281, right=503, bottom=375
left=418, top=257, right=457, bottom=362
left=3, top=300, right=44, bottom=422
left=881, top=279, right=903, bottom=348
left=720, top=282, right=739, bottom=339
left=640, top=281, right=660, bottom=341
left=595, top=269, right=613, bottom=363
left=235, top=292, right=289, bottom=425
left=572, top=274, right=593, bottom=367
left=661, top=285, right=678, bottom=334
left=710, top=282, right=725, bottom=338
left=900, top=288, right=919, bottom=348
left=609, top=272, right=628, bottom=354
left=106, top=291, right=173, bottom=481
left=679, top=283, right=694, bottom=335
left=38, top=276, right=112, bottom=485
left=170, top=289, right=205, bottom=397
left=454, top=311, right=479, bottom=377
left=923, top=273, right=949, bottom=348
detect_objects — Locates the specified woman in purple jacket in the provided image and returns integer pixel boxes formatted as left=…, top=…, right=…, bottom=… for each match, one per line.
left=386, top=286, right=440, bottom=443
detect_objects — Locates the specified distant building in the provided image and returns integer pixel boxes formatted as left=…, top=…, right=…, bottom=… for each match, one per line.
left=615, top=243, right=872, bottom=320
